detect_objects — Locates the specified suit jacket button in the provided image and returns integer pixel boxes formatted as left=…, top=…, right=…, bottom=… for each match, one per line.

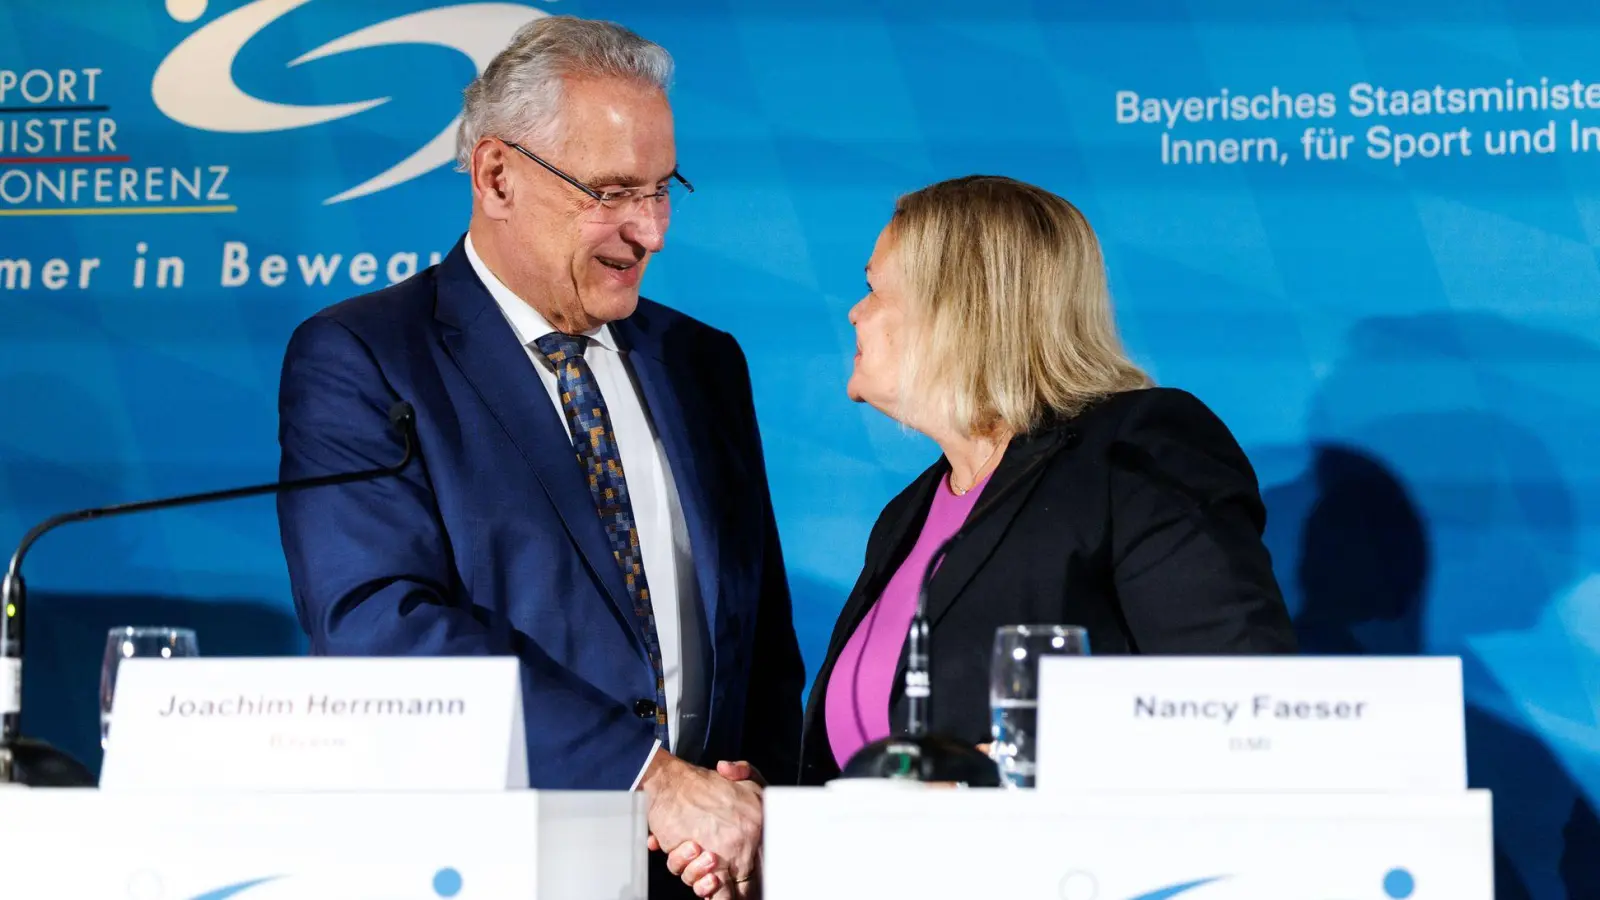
left=634, top=699, right=657, bottom=720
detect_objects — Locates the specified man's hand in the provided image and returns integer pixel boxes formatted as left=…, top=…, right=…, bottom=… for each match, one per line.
left=640, top=750, right=764, bottom=898
left=654, top=761, right=768, bottom=897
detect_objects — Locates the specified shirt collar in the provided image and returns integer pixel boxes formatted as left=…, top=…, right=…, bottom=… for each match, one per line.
left=464, top=232, right=618, bottom=354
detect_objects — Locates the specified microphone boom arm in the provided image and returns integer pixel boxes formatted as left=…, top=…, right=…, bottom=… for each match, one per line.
left=0, top=400, right=417, bottom=784
left=2, top=419, right=415, bottom=606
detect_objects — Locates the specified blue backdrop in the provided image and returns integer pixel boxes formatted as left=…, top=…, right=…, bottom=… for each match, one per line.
left=2, top=1, right=1598, bottom=895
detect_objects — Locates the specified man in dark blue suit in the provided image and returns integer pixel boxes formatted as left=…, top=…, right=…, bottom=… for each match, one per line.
left=275, top=16, right=802, bottom=899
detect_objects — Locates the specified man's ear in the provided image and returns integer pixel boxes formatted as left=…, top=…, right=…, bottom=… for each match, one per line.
left=471, top=139, right=514, bottom=220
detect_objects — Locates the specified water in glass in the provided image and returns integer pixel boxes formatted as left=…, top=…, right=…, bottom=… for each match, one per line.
left=988, top=624, right=1088, bottom=788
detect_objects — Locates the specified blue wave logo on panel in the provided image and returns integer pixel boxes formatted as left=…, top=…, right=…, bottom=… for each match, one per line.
left=1116, top=867, right=1416, bottom=900
left=1123, top=876, right=1226, bottom=900
left=150, top=0, right=548, bottom=204
left=181, top=866, right=464, bottom=899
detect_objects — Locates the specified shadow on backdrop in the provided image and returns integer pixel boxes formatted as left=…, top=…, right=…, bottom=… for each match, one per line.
left=1259, top=312, right=1600, bottom=900
left=788, top=570, right=848, bottom=707
left=22, top=592, right=305, bottom=777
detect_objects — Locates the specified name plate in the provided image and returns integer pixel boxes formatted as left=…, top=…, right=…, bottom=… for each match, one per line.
left=99, top=656, right=527, bottom=791
left=1034, top=656, right=1465, bottom=791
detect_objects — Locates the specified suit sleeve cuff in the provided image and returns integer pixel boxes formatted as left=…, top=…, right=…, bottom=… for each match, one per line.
left=629, top=739, right=663, bottom=792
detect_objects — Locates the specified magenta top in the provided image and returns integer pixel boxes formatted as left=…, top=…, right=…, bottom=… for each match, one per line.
left=825, top=472, right=990, bottom=768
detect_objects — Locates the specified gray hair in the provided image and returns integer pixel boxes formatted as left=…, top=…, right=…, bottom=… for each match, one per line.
left=454, top=15, right=674, bottom=169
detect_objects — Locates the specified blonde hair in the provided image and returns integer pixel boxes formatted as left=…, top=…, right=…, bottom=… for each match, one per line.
left=891, top=175, right=1151, bottom=436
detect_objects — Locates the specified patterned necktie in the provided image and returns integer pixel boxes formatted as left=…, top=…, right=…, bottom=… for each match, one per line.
left=533, top=332, right=670, bottom=745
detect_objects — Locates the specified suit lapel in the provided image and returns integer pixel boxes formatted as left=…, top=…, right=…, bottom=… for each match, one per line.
left=610, top=315, right=724, bottom=651
left=433, top=241, right=643, bottom=652
left=925, top=429, right=1072, bottom=625
left=887, top=427, right=1075, bottom=707
left=612, top=310, right=739, bottom=751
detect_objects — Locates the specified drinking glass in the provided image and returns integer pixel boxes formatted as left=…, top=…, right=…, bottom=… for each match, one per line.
left=988, top=624, right=1089, bottom=788
left=101, top=626, right=198, bottom=748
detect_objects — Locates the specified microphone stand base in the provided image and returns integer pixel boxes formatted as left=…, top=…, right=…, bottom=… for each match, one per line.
left=4, top=737, right=95, bottom=787
left=836, top=733, right=1003, bottom=787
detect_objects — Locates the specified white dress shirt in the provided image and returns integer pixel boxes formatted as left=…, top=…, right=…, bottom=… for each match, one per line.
left=466, top=235, right=706, bottom=787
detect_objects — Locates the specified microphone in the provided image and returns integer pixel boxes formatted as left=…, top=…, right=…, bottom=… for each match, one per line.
left=0, top=400, right=419, bottom=785
left=837, top=429, right=1073, bottom=786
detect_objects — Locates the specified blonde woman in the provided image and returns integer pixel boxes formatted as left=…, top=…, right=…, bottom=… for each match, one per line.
left=798, top=175, right=1297, bottom=784
left=660, top=175, right=1300, bottom=892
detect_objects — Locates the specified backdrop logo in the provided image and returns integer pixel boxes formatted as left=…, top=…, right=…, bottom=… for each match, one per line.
left=176, top=866, right=465, bottom=899
left=1065, top=867, right=1418, bottom=900
left=151, top=0, right=548, bottom=204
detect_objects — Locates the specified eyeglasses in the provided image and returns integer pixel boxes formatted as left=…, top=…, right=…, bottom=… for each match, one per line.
left=501, top=139, right=693, bottom=219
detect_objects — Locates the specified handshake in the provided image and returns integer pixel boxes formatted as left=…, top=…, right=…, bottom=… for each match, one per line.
left=639, top=750, right=769, bottom=899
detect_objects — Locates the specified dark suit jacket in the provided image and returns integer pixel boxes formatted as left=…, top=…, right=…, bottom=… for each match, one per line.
left=799, top=387, right=1296, bottom=784
left=275, top=236, right=805, bottom=791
